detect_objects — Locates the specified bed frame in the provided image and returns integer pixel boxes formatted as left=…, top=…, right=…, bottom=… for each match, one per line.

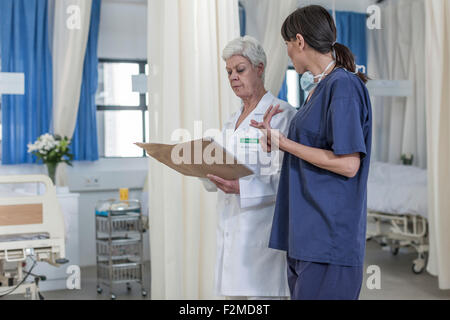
left=0, top=175, right=66, bottom=299
left=367, top=210, right=429, bottom=274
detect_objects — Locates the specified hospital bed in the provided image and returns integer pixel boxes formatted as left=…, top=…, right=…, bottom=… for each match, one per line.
left=0, top=175, right=67, bottom=299
left=367, top=162, right=429, bottom=274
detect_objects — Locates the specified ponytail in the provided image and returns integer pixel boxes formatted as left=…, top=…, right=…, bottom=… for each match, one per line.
left=282, top=6, right=369, bottom=84
left=333, top=43, right=368, bottom=83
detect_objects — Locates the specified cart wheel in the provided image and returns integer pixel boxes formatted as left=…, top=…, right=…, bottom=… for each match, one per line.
left=111, top=294, right=117, bottom=300
left=97, top=286, right=103, bottom=294
left=390, top=246, right=399, bottom=256
left=412, top=262, right=425, bottom=274
left=412, top=254, right=426, bottom=274
left=142, top=289, right=147, bottom=297
left=127, top=283, right=132, bottom=291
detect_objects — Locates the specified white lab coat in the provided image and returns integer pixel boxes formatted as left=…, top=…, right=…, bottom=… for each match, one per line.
left=202, top=92, right=297, bottom=297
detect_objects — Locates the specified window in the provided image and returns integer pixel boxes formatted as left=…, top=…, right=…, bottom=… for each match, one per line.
left=285, top=66, right=308, bottom=109
left=96, top=59, right=149, bottom=158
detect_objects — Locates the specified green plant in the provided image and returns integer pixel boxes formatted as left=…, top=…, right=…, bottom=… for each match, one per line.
left=401, top=153, right=414, bottom=166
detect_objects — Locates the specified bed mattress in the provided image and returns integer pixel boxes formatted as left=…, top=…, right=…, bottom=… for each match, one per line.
left=367, top=161, right=428, bottom=218
left=0, top=233, right=50, bottom=242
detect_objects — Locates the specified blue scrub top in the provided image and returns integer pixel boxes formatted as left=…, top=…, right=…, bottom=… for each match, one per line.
left=269, top=68, right=372, bottom=267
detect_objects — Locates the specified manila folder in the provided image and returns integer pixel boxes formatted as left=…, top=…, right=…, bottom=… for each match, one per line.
left=135, top=139, right=253, bottom=180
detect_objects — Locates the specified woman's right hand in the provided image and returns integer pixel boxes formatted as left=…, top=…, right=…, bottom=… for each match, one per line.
left=250, top=104, right=284, bottom=152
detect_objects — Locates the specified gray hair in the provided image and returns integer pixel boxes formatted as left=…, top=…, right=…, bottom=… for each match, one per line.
left=222, top=35, right=267, bottom=82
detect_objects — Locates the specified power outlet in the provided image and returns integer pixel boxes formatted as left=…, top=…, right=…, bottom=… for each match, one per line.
left=84, top=176, right=100, bottom=188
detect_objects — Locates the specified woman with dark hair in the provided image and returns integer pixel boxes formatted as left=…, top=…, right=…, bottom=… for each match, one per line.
left=251, top=5, right=372, bottom=300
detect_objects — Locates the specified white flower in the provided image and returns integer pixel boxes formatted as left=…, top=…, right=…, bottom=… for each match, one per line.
left=27, top=143, right=36, bottom=153
left=28, top=133, right=59, bottom=155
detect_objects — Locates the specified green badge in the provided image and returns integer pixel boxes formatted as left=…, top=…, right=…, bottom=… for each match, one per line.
left=240, top=138, right=259, bottom=144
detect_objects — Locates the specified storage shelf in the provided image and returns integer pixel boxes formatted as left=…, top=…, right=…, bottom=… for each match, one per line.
left=97, top=254, right=141, bottom=262
left=95, top=199, right=146, bottom=299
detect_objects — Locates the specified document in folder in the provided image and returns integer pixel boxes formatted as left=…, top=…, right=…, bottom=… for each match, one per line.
left=135, top=139, right=253, bottom=180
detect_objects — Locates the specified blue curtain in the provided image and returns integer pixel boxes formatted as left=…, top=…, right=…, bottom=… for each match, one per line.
left=0, top=0, right=52, bottom=164
left=334, top=11, right=368, bottom=70
left=71, top=0, right=101, bottom=161
left=278, top=76, right=288, bottom=101
left=239, top=2, right=246, bottom=37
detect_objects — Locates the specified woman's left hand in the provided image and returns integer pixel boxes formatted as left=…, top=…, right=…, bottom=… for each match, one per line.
left=250, top=104, right=287, bottom=152
left=207, top=174, right=240, bottom=194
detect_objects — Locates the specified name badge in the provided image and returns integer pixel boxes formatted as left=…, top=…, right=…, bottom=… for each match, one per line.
left=239, top=136, right=260, bottom=152
left=240, top=138, right=259, bottom=144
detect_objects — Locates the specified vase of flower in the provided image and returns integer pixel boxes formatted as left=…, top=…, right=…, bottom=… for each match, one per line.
left=46, top=162, right=58, bottom=185
left=27, top=133, right=74, bottom=186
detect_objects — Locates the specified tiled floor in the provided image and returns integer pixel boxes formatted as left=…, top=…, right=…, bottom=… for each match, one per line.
left=2, top=262, right=151, bottom=300
left=3, top=240, right=450, bottom=300
left=360, top=240, right=450, bottom=300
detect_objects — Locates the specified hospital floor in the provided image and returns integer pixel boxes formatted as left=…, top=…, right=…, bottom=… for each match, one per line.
left=3, top=241, right=450, bottom=300
left=360, top=240, right=450, bottom=300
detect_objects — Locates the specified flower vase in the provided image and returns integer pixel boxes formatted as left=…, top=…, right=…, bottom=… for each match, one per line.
left=46, top=162, right=58, bottom=185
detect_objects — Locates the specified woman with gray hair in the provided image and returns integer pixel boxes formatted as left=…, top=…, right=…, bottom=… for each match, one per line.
left=202, top=35, right=297, bottom=299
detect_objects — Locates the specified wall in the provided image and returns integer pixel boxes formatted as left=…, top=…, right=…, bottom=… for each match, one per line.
left=98, top=0, right=147, bottom=60
left=68, top=158, right=149, bottom=266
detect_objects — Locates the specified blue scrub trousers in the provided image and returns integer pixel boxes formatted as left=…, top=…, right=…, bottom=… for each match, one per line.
left=287, top=256, right=363, bottom=300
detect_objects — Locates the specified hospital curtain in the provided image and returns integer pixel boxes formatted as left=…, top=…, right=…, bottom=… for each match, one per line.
left=51, top=0, right=94, bottom=186
left=0, top=0, right=53, bottom=164
left=71, top=0, right=101, bottom=162
left=424, top=0, right=450, bottom=290
left=238, top=0, right=289, bottom=101
left=147, top=0, right=241, bottom=299
left=259, top=0, right=298, bottom=98
left=239, top=0, right=298, bottom=98
left=367, top=0, right=427, bottom=169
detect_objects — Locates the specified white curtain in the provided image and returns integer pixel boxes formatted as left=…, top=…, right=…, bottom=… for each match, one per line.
left=367, top=0, right=427, bottom=169
left=240, top=0, right=298, bottom=96
left=147, top=0, right=240, bottom=299
left=52, top=0, right=92, bottom=186
left=424, top=0, right=450, bottom=290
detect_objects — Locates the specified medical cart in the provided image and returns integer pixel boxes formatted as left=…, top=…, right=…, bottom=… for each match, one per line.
left=95, top=199, right=147, bottom=300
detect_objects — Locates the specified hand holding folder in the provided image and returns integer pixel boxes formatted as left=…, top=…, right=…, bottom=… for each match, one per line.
left=135, top=138, right=253, bottom=180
